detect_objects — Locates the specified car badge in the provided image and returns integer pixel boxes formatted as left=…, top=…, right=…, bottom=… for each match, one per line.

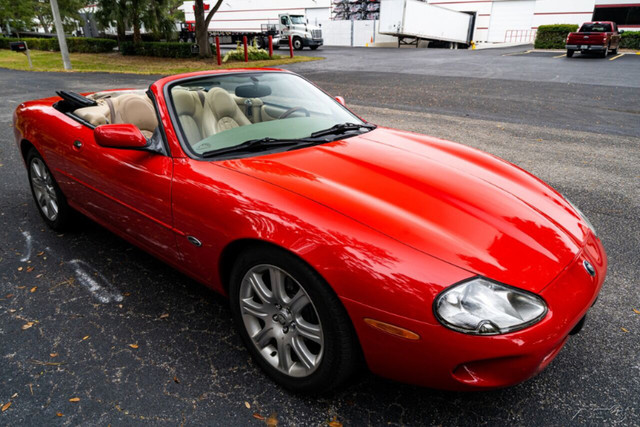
left=583, top=260, right=595, bottom=277
left=584, top=36, right=589, bottom=39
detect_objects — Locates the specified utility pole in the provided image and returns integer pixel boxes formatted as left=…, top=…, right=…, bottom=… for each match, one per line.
left=49, top=0, right=72, bottom=70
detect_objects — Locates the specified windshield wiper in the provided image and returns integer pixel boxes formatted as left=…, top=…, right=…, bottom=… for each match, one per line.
left=310, top=122, right=376, bottom=138
left=201, top=137, right=325, bottom=158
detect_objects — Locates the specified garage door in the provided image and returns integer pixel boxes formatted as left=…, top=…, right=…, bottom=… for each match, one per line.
left=488, top=1, right=535, bottom=43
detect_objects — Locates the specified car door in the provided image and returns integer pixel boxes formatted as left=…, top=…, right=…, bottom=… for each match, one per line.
left=62, top=123, right=179, bottom=263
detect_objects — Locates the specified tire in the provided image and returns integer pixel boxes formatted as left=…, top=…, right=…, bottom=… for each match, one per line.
left=292, top=37, right=303, bottom=51
left=612, top=46, right=618, bottom=55
left=567, top=49, right=574, bottom=58
left=229, top=245, right=360, bottom=393
left=310, top=45, right=319, bottom=50
left=601, top=46, right=609, bottom=58
left=26, top=148, right=73, bottom=231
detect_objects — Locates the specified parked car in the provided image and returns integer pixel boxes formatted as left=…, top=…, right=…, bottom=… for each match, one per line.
left=13, top=69, right=606, bottom=392
left=566, top=21, right=622, bottom=57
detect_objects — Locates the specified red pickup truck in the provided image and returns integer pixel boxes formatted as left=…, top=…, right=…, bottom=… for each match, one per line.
left=566, top=21, right=622, bottom=58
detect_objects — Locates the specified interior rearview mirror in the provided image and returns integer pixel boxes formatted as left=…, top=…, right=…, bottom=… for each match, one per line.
left=94, top=124, right=148, bottom=149
left=236, top=84, right=272, bottom=98
left=335, top=96, right=346, bottom=106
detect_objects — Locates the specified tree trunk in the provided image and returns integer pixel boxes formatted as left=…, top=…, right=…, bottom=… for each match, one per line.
left=194, top=0, right=212, bottom=57
left=195, top=0, right=224, bottom=58
left=117, top=21, right=125, bottom=50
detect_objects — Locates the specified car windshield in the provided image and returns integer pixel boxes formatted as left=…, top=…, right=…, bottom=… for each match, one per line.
left=169, top=72, right=368, bottom=157
left=580, top=23, right=612, bottom=32
left=289, top=15, right=305, bottom=24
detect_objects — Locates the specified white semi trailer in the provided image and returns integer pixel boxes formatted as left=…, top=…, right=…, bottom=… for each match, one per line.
left=379, top=0, right=474, bottom=47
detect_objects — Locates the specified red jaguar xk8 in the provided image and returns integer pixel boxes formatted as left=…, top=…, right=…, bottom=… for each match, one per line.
left=13, top=69, right=606, bottom=392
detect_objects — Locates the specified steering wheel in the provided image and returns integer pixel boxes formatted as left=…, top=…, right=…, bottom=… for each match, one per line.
left=280, top=106, right=310, bottom=119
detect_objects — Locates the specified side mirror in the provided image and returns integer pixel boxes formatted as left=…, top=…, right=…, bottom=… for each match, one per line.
left=94, top=124, right=148, bottom=149
left=619, top=30, right=624, bottom=34
left=335, top=96, right=346, bottom=106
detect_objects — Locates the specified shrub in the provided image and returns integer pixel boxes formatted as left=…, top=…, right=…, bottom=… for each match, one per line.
left=534, top=24, right=579, bottom=49
left=620, top=31, right=640, bottom=50
left=120, top=41, right=195, bottom=58
left=222, top=41, right=271, bottom=62
left=0, top=37, right=116, bottom=53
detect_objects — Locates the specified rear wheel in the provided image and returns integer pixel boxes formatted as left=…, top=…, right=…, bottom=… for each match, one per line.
left=229, top=246, right=360, bottom=393
left=566, top=49, right=574, bottom=58
left=26, top=148, right=73, bottom=231
left=601, top=46, right=609, bottom=58
left=612, top=45, right=618, bottom=55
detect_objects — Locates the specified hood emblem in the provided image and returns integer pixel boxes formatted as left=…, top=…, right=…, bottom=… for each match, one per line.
left=583, top=260, right=595, bottom=277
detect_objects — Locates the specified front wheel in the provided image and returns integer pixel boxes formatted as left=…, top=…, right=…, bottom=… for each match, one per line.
left=229, top=246, right=360, bottom=393
left=310, top=45, right=319, bottom=50
left=26, top=148, right=73, bottom=231
left=292, top=37, right=303, bottom=51
left=567, top=49, right=574, bottom=58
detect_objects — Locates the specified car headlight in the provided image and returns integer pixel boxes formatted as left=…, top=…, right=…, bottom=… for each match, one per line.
left=563, top=196, right=596, bottom=236
left=435, top=278, right=547, bottom=335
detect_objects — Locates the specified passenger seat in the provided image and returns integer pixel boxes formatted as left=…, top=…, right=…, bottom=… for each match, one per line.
left=202, top=88, right=251, bottom=136
left=113, top=95, right=158, bottom=139
left=173, top=89, right=205, bottom=143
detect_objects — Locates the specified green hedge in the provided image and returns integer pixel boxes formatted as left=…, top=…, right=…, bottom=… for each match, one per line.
left=620, top=31, right=640, bottom=50
left=0, top=37, right=116, bottom=53
left=534, top=24, right=579, bottom=49
left=120, top=41, right=198, bottom=58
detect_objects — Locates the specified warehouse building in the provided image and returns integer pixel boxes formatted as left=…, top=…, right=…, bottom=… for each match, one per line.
left=180, top=0, right=639, bottom=45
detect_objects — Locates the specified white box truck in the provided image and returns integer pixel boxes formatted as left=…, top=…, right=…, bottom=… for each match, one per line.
left=379, top=0, right=473, bottom=47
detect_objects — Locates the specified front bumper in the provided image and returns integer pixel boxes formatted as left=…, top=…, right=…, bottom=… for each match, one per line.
left=343, top=232, right=607, bottom=390
left=566, top=44, right=606, bottom=51
left=303, top=38, right=323, bottom=47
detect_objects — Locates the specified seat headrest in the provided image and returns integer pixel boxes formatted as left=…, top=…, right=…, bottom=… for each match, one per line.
left=117, top=95, right=158, bottom=132
left=206, top=88, right=237, bottom=118
left=173, top=89, right=198, bottom=116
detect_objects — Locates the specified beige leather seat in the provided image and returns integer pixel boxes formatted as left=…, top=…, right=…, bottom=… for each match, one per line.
left=203, top=88, right=251, bottom=136
left=74, top=102, right=111, bottom=126
left=74, top=94, right=158, bottom=138
left=173, top=89, right=204, bottom=143
left=114, top=95, right=158, bottom=138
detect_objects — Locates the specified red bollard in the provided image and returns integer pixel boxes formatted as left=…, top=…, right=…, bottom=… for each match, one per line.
left=215, top=36, right=221, bottom=66
left=288, top=36, right=294, bottom=58
left=268, top=35, right=273, bottom=58
left=243, top=36, right=248, bottom=62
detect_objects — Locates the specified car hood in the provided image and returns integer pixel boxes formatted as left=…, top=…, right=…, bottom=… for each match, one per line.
left=220, top=127, right=588, bottom=293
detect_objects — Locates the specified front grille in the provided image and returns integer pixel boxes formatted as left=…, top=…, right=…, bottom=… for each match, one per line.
left=311, top=29, right=322, bottom=39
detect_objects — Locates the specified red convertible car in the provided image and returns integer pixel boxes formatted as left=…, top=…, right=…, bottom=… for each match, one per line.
left=13, top=69, right=606, bottom=392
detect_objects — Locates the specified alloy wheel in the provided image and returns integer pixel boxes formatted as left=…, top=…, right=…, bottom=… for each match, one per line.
left=239, top=264, right=324, bottom=378
left=30, top=157, right=59, bottom=221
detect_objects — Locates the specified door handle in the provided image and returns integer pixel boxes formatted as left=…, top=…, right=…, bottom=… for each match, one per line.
left=73, top=140, right=83, bottom=149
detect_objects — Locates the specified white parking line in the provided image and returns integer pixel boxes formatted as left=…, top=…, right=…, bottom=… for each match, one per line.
left=68, top=259, right=124, bottom=304
left=20, top=231, right=32, bottom=262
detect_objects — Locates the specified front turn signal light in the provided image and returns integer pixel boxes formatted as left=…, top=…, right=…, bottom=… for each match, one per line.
left=364, top=318, right=420, bottom=340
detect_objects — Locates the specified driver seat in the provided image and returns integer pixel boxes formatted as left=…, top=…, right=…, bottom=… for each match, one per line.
left=202, top=88, right=251, bottom=136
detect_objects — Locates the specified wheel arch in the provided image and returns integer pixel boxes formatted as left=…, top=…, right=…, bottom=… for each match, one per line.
left=20, top=139, right=36, bottom=163
left=218, top=236, right=366, bottom=369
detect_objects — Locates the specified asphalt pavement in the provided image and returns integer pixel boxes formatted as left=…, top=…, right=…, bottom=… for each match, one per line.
left=1, top=46, right=639, bottom=426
